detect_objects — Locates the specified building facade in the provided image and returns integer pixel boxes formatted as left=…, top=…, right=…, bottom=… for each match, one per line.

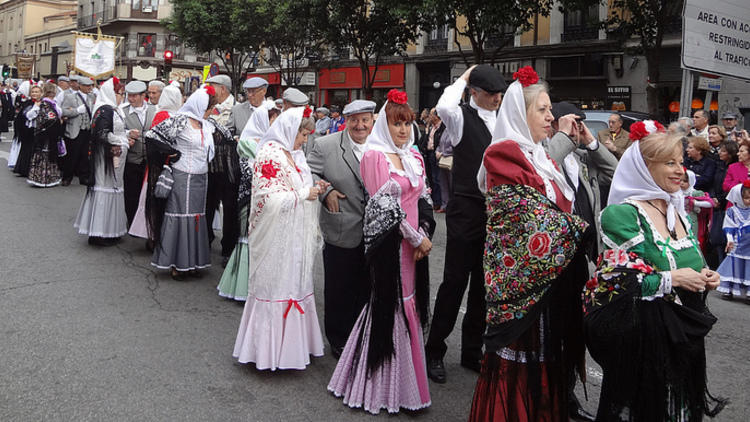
left=76, top=0, right=208, bottom=83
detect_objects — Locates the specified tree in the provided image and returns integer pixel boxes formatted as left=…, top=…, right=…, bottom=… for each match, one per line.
left=250, top=0, right=326, bottom=89
left=423, top=0, right=553, bottom=65
left=314, top=0, right=428, bottom=99
left=604, top=0, right=683, bottom=118
left=165, top=0, right=265, bottom=96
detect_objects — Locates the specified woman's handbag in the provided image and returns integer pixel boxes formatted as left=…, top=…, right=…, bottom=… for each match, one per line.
left=438, top=155, right=453, bottom=171
left=153, top=165, right=174, bottom=199
left=57, top=138, right=67, bottom=157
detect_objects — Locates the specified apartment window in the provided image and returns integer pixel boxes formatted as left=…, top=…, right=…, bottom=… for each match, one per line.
left=137, top=33, right=156, bottom=56
left=44, top=42, right=47, bottom=52
left=167, top=34, right=183, bottom=58
left=429, top=24, right=449, bottom=40
left=132, top=0, right=158, bottom=12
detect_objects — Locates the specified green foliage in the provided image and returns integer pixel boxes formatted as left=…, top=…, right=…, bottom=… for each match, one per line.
left=605, top=0, right=683, bottom=53
left=314, top=0, right=428, bottom=95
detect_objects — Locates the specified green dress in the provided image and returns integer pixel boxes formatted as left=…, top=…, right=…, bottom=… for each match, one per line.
left=583, top=201, right=725, bottom=421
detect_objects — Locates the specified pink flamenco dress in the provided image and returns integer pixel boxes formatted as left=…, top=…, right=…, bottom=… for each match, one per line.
left=328, top=149, right=431, bottom=414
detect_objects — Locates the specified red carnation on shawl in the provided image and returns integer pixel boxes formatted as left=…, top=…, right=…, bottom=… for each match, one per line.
left=743, top=180, right=750, bottom=188
left=302, top=106, right=313, bottom=118
left=387, top=89, right=408, bottom=104
left=628, top=120, right=665, bottom=141
left=204, top=85, right=216, bottom=97
left=513, top=66, right=539, bottom=87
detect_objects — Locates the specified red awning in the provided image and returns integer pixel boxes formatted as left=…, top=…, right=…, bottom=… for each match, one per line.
left=318, top=64, right=404, bottom=90
left=248, top=72, right=281, bottom=85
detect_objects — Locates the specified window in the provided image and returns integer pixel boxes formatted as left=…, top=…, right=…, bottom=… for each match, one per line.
left=137, top=33, right=156, bottom=57
left=167, top=34, right=183, bottom=58
left=132, top=0, right=158, bottom=12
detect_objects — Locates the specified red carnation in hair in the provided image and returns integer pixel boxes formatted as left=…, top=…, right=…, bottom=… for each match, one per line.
left=302, top=106, right=312, bottom=118
left=628, top=120, right=666, bottom=141
left=512, top=66, right=539, bottom=87
left=204, top=85, right=216, bottom=96
left=112, top=76, right=120, bottom=86
left=387, top=89, right=408, bottom=105
left=743, top=180, right=750, bottom=188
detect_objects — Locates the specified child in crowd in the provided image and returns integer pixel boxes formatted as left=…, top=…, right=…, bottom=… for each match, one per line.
left=681, top=170, right=715, bottom=253
left=717, top=180, right=750, bottom=302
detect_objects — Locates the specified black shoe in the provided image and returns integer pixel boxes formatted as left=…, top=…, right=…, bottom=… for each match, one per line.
left=61, top=178, right=71, bottom=186
left=721, top=293, right=733, bottom=300
left=171, top=268, right=187, bottom=281
left=569, top=402, right=596, bottom=422
left=221, top=256, right=230, bottom=268
left=460, top=356, right=482, bottom=373
left=88, top=236, right=116, bottom=247
left=427, top=358, right=446, bottom=383
left=330, top=345, right=343, bottom=359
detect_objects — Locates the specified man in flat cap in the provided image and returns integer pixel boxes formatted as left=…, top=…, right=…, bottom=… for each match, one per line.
left=55, top=76, right=71, bottom=106
left=308, top=99, right=376, bottom=358
left=122, top=80, right=156, bottom=226
left=326, top=105, right=345, bottom=134
left=722, top=112, right=740, bottom=142
left=147, top=80, right=165, bottom=106
left=281, top=87, right=309, bottom=110
left=60, top=76, right=96, bottom=186
left=227, top=77, right=268, bottom=136
left=426, top=64, right=506, bottom=383
left=547, top=103, right=615, bottom=422
left=205, top=74, right=240, bottom=266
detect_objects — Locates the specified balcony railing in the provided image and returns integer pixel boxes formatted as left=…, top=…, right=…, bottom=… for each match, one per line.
left=424, top=37, right=448, bottom=53
left=77, top=6, right=117, bottom=29
left=562, top=25, right=599, bottom=42
left=485, top=32, right=515, bottom=49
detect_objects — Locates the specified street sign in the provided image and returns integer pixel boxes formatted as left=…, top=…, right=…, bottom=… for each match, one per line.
left=682, top=0, right=750, bottom=80
left=698, top=76, right=723, bottom=91
left=209, top=63, right=219, bottom=77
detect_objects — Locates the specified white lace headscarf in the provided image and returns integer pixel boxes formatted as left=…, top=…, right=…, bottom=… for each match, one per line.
left=726, top=183, right=750, bottom=210
left=177, top=87, right=210, bottom=122
left=92, top=77, right=121, bottom=116
left=608, top=140, right=685, bottom=231
left=477, top=79, right=573, bottom=202
left=240, top=100, right=275, bottom=142
left=258, top=106, right=312, bottom=186
left=157, top=82, right=183, bottom=113
left=363, top=101, right=423, bottom=187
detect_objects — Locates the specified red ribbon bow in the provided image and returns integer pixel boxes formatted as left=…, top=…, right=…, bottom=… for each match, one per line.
left=283, top=299, right=305, bottom=319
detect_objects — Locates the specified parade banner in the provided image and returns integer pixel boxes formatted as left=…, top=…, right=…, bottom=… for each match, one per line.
left=73, top=31, right=119, bottom=79
left=15, top=54, right=34, bottom=79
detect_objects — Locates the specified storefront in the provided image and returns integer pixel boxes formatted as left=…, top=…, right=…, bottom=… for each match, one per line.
left=248, top=71, right=282, bottom=99
left=318, top=63, right=405, bottom=107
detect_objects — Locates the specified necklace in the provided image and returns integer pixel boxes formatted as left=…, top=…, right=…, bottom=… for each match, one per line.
left=645, top=200, right=678, bottom=240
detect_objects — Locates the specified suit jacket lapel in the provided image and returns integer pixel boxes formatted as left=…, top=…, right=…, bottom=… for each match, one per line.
left=340, top=130, right=363, bottom=186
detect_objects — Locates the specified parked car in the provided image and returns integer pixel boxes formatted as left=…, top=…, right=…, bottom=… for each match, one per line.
left=583, top=110, right=654, bottom=135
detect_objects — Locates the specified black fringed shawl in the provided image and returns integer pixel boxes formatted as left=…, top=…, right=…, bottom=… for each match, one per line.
left=88, top=105, right=117, bottom=187
left=143, top=115, right=185, bottom=243
left=354, top=180, right=431, bottom=373
left=34, top=99, right=62, bottom=162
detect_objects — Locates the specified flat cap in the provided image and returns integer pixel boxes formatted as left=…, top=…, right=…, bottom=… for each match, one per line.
left=58, top=76, right=70, bottom=82
left=243, top=77, right=268, bottom=89
left=125, top=80, right=147, bottom=94
left=69, top=75, right=80, bottom=83
left=552, top=102, right=586, bottom=121
left=468, top=64, right=506, bottom=94
left=315, top=107, right=329, bottom=115
left=722, top=112, right=738, bottom=119
left=343, top=100, right=376, bottom=116
left=274, top=98, right=283, bottom=106
left=78, top=77, right=94, bottom=86
left=282, top=87, right=309, bottom=106
left=206, top=74, right=232, bottom=89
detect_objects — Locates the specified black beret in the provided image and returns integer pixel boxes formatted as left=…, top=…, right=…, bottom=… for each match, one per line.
left=552, top=101, right=586, bottom=121
left=468, top=64, right=507, bottom=94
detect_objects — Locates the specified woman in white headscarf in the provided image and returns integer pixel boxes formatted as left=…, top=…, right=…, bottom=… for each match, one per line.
left=328, top=90, right=434, bottom=415
left=73, top=77, right=131, bottom=246
left=583, top=129, right=725, bottom=421
left=128, top=81, right=185, bottom=242
left=217, top=100, right=279, bottom=301
left=470, top=67, right=589, bottom=421
left=12, top=81, right=42, bottom=176
left=145, top=86, right=217, bottom=279
left=232, top=106, right=327, bottom=370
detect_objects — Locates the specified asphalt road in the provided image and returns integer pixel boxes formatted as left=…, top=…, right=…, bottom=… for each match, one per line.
left=1, top=133, right=748, bottom=421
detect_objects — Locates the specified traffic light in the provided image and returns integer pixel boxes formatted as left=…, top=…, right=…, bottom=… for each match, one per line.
left=163, top=50, right=173, bottom=78
left=1, top=64, right=8, bottom=79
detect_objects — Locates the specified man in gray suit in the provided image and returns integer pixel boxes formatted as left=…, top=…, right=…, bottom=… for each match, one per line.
left=307, top=99, right=376, bottom=358
left=227, top=77, right=267, bottom=136
left=546, top=102, right=616, bottom=422
left=121, top=80, right=155, bottom=226
left=60, top=76, right=96, bottom=186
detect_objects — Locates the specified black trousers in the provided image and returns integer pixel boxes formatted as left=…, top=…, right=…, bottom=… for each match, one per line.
left=425, top=197, right=487, bottom=361
left=205, top=171, right=239, bottom=257
left=62, top=130, right=91, bottom=183
left=124, top=161, right=146, bottom=227
left=323, top=241, right=370, bottom=351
